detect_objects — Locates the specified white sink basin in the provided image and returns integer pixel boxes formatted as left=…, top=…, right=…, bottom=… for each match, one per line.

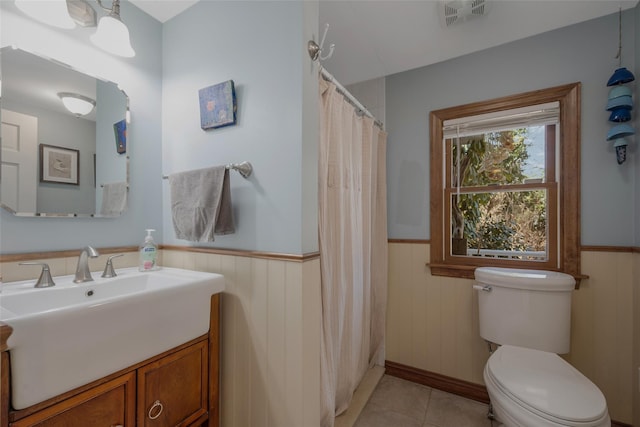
left=0, top=267, right=225, bottom=410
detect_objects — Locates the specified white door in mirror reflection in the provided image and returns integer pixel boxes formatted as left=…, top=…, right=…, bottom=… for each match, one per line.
left=1, top=109, right=37, bottom=212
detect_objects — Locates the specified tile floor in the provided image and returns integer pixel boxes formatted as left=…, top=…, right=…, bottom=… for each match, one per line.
left=354, top=375, right=493, bottom=427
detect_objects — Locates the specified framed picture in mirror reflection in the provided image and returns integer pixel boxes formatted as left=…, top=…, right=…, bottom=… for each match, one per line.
left=40, top=144, right=79, bottom=185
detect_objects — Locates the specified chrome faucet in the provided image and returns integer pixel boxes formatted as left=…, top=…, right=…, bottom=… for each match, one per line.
left=73, top=246, right=100, bottom=283
left=19, top=262, right=56, bottom=288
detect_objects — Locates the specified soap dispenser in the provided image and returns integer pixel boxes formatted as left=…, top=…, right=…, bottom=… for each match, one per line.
left=139, top=229, right=158, bottom=271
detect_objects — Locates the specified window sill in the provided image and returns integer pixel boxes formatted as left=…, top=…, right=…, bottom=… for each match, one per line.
left=426, top=262, right=587, bottom=289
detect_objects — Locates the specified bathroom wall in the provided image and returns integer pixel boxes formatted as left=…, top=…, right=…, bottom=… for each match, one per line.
left=0, top=1, right=163, bottom=253
left=162, top=0, right=318, bottom=255
left=386, top=10, right=636, bottom=246
left=385, top=11, right=639, bottom=424
left=162, top=2, right=321, bottom=425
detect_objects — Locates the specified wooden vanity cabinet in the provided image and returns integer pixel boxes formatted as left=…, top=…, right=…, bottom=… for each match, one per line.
left=137, top=341, right=208, bottom=427
left=10, top=373, right=136, bottom=427
left=1, top=294, right=220, bottom=427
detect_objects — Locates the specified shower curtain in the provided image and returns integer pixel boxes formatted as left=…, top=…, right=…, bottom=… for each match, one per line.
left=318, top=76, right=388, bottom=427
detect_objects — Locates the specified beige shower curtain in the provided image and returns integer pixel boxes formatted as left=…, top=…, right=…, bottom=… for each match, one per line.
left=318, top=76, right=388, bottom=427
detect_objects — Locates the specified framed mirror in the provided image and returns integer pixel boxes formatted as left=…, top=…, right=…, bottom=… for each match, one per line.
left=1, top=47, right=129, bottom=217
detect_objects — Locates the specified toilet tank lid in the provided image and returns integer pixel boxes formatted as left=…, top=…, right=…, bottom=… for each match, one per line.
left=474, top=267, right=575, bottom=291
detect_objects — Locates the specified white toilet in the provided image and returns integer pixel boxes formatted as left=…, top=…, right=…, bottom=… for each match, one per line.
left=474, top=267, right=611, bottom=427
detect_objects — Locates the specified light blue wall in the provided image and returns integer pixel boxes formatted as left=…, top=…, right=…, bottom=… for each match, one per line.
left=636, top=4, right=640, bottom=247
left=161, top=1, right=318, bottom=255
left=0, top=1, right=163, bottom=253
left=386, top=11, right=637, bottom=246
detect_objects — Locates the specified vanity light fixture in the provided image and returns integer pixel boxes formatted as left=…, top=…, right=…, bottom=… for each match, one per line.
left=58, top=92, right=96, bottom=117
left=15, top=0, right=133, bottom=58
left=90, top=0, right=135, bottom=58
left=14, top=0, right=76, bottom=29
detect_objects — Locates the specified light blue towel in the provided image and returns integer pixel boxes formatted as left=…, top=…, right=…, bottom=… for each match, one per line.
left=169, top=166, right=235, bottom=242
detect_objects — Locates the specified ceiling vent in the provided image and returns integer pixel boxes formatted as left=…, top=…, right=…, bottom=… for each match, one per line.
left=439, top=0, right=490, bottom=27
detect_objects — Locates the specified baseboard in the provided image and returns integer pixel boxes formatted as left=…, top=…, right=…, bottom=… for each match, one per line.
left=385, top=360, right=631, bottom=426
left=384, top=360, right=489, bottom=404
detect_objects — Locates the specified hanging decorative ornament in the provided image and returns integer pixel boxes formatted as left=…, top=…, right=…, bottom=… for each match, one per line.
left=605, top=8, right=634, bottom=164
left=613, top=138, right=628, bottom=164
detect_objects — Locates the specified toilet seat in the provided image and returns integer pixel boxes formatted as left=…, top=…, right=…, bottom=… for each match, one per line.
left=485, top=345, right=610, bottom=427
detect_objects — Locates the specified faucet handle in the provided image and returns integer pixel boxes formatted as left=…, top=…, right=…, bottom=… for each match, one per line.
left=19, top=262, right=56, bottom=288
left=101, top=254, right=124, bottom=278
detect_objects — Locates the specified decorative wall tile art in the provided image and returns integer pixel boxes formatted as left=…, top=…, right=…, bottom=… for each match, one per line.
left=199, top=80, right=237, bottom=130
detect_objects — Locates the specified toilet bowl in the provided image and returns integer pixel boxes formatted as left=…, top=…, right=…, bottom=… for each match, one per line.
left=484, top=345, right=610, bottom=427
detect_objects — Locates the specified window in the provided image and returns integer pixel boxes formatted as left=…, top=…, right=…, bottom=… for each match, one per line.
left=429, top=83, right=582, bottom=281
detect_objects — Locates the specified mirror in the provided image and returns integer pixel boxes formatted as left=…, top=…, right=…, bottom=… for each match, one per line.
left=0, top=47, right=129, bottom=217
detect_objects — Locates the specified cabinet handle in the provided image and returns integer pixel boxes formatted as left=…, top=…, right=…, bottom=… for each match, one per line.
left=148, top=399, right=164, bottom=420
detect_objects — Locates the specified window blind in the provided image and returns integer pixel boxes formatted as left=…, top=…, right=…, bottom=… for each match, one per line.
left=442, top=101, right=559, bottom=138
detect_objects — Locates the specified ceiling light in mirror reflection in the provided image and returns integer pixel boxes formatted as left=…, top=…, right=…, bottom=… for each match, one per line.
left=58, top=92, right=96, bottom=117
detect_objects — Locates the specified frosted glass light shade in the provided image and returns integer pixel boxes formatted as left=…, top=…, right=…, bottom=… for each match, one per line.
left=90, top=15, right=135, bottom=58
left=58, top=92, right=96, bottom=116
left=15, top=0, right=76, bottom=29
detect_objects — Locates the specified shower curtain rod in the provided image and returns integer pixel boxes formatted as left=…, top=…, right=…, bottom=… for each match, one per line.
left=320, top=67, right=384, bottom=130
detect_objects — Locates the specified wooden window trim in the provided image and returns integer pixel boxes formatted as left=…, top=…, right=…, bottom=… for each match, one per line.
left=429, top=83, right=582, bottom=283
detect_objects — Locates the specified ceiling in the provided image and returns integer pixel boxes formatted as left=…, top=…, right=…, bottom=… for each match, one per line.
left=130, top=0, right=639, bottom=86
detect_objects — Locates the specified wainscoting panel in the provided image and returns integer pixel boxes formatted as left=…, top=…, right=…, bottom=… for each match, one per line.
left=633, top=251, right=640, bottom=427
left=386, top=242, right=634, bottom=424
left=162, top=249, right=321, bottom=427
left=571, top=251, right=634, bottom=424
left=386, top=242, right=488, bottom=387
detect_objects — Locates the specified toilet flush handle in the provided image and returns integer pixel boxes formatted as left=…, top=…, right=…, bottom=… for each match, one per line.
left=472, top=284, right=492, bottom=292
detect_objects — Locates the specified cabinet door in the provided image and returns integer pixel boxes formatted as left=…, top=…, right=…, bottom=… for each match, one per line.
left=11, top=372, right=135, bottom=427
left=137, top=341, right=208, bottom=427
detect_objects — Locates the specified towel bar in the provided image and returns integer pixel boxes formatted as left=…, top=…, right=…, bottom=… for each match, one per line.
left=100, top=184, right=130, bottom=189
left=163, top=161, right=253, bottom=180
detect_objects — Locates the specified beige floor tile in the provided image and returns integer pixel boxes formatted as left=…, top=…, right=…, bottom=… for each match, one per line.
left=366, top=376, right=431, bottom=421
left=355, top=405, right=423, bottom=427
left=424, top=389, right=491, bottom=427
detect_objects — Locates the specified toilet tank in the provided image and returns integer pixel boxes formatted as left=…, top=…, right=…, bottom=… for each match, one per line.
left=474, top=267, right=575, bottom=354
